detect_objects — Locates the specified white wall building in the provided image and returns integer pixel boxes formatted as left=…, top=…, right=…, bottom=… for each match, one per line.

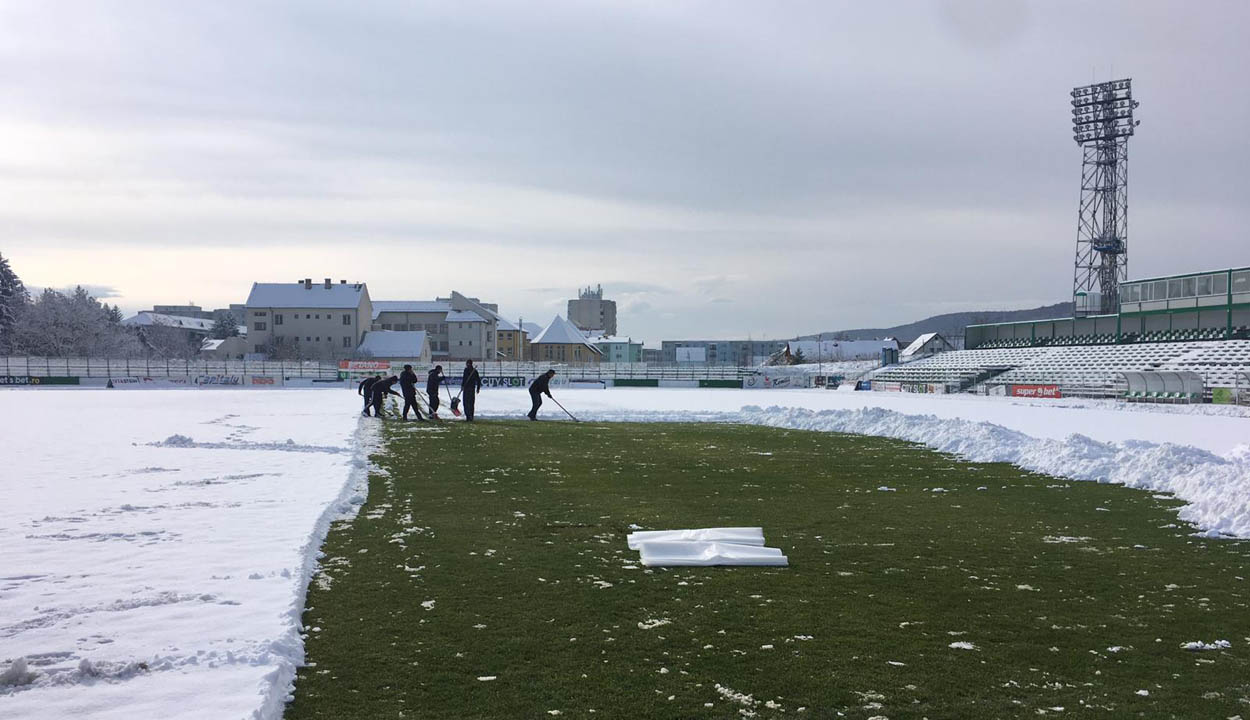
left=356, top=330, right=432, bottom=363
left=245, top=278, right=372, bottom=361
left=371, top=291, right=502, bottom=361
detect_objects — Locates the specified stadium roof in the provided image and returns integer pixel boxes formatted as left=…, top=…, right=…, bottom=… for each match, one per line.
left=356, top=330, right=428, bottom=358
left=532, top=316, right=601, bottom=353
left=246, top=282, right=367, bottom=309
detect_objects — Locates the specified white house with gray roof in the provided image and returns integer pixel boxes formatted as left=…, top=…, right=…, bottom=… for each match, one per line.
left=245, top=278, right=372, bottom=360
left=371, top=291, right=503, bottom=361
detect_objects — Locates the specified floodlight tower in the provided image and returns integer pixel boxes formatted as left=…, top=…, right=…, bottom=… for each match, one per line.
left=1070, top=78, right=1140, bottom=316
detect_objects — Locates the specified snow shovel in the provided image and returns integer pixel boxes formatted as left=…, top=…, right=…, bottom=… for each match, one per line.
left=449, top=386, right=462, bottom=417
left=552, top=397, right=580, bottom=423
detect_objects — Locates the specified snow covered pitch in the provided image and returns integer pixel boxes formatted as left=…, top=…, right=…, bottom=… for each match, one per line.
left=1, top=389, right=371, bottom=720
left=2, top=385, right=1249, bottom=718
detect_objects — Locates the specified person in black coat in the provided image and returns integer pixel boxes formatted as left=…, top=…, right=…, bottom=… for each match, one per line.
left=426, top=365, right=445, bottom=417
left=399, top=365, right=424, bottom=421
left=528, top=369, right=556, bottom=420
left=461, top=360, right=482, bottom=421
left=371, top=375, right=401, bottom=418
left=358, top=374, right=381, bottom=416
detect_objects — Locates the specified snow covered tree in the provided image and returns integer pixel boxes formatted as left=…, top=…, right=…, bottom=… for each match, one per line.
left=788, top=349, right=807, bottom=365
left=210, top=314, right=239, bottom=339
left=12, top=286, right=141, bottom=357
left=0, top=252, right=30, bottom=353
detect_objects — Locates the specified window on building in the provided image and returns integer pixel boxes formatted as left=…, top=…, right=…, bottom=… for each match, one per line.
left=253, top=311, right=267, bottom=317
left=275, top=314, right=283, bottom=325
left=439, top=324, right=447, bottom=334
left=343, top=337, right=352, bottom=348
left=255, top=344, right=264, bottom=353
left=1214, top=273, right=1229, bottom=294
left=382, top=324, right=392, bottom=330
left=342, top=314, right=351, bottom=325
left=314, top=314, right=320, bottom=320
left=315, top=337, right=320, bottom=342
left=254, top=321, right=267, bottom=331
left=1182, top=277, right=1196, bottom=297
left=1232, top=270, right=1250, bottom=292
left=1197, top=275, right=1213, bottom=296
left=458, top=340, right=463, bottom=346
left=468, top=340, right=473, bottom=346
left=1153, top=280, right=1167, bottom=300
left=306, top=314, right=312, bottom=319
left=306, top=337, right=312, bottom=342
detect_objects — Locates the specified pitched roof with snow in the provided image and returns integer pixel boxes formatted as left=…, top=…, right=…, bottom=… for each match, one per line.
left=356, top=330, right=429, bottom=359
left=522, top=322, right=544, bottom=336
left=496, top=316, right=520, bottom=332
left=121, top=311, right=215, bottom=332
left=901, top=332, right=953, bottom=357
left=371, top=300, right=452, bottom=320
left=532, top=316, right=602, bottom=353
left=246, top=282, right=368, bottom=309
left=446, top=310, right=489, bottom=323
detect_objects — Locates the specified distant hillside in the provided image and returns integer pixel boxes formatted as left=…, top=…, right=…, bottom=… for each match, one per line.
left=806, top=302, right=1073, bottom=343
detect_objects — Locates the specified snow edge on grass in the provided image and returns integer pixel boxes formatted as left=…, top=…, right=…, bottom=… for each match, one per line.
left=253, top=416, right=380, bottom=720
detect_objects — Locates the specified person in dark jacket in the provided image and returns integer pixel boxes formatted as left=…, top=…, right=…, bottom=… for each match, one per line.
left=426, top=365, right=445, bottom=417
left=461, top=360, right=482, bottom=421
left=528, top=369, right=556, bottom=420
left=399, top=365, right=425, bottom=421
left=358, top=374, right=381, bottom=416
left=371, top=375, right=401, bottom=418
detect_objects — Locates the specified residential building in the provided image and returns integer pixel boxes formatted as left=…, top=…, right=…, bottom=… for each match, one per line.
left=642, top=347, right=664, bottom=363
left=530, top=315, right=603, bottom=364
left=371, top=291, right=500, bottom=361
left=200, top=336, right=248, bottom=360
left=588, top=335, right=643, bottom=363
left=567, top=284, right=617, bottom=336
left=245, top=278, right=372, bottom=361
left=899, top=333, right=954, bottom=361
left=122, top=311, right=216, bottom=335
left=153, top=304, right=212, bottom=319
left=356, top=330, right=432, bottom=363
left=783, top=339, right=899, bottom=362
left=497, top=317, right=531, bottom=360
left=660, top=339, right=789, bottom=366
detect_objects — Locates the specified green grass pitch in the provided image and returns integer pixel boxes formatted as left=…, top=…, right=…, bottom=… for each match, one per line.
left=286, top=420, right=1250, bottom=719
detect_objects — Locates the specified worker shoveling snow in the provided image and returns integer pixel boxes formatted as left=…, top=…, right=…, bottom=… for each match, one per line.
left=626, top=527, right=788, bottom=567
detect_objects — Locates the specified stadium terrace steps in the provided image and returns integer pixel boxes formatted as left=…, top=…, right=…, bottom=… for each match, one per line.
left=871, top=339, right=1250, bottom=398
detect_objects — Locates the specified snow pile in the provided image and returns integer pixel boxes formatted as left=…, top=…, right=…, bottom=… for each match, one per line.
left=626, top=527, right=789, bottom=567
left=1180, top=639, right=1231, bottom=652
left=738, top=405, right=1250, bottom=538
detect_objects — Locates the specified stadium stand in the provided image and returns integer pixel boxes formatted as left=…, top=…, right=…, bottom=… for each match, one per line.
left=870, top=339, right=1250, bottom=399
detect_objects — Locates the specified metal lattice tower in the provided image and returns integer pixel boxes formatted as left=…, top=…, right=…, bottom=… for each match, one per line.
left=1071, top=79, right=1140, bottom=316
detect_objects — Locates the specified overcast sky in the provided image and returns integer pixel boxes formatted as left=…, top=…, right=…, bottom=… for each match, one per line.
left=2, top=1, right=1247, bottom=340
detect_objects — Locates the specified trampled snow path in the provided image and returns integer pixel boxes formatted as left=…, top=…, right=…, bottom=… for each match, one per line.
left=0, top=390, right=373, bottom=720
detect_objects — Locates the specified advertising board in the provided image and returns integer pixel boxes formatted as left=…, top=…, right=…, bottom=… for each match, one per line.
left=1010, top=384, right=1061, bottom=399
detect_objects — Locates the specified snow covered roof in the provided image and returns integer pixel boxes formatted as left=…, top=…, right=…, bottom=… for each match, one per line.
left=121, top=311, right=215, bottom=332
left=356, top=330, right=429, bottom=359
left=246, top=282, right=368, bottom=309
left=371, top=300, right=451, bottom=320
left=496, top=316, right=520, bottom=332
left=901, top=332, right=939, bottom=356
left=532, top=315, right=602, bottom=353
left=522, top=322, right=544, bottom=336
left=446, top=310, right=489, bottom=323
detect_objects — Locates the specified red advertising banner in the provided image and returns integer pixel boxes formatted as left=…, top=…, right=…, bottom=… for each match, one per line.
left=1011, top=384, right=1061, bottom=399
left=338, top=360, right=391, bottom=371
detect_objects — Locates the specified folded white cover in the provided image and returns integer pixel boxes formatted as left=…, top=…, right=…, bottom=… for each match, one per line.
left=626, top=527, right=765, bottom=550
left=636, top=541, right=788, bottom=567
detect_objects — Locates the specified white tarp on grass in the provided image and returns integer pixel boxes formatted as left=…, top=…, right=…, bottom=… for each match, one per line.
left=636, top=541, right=789, bottom=567
left=626, top=527, right=764, bottom=549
